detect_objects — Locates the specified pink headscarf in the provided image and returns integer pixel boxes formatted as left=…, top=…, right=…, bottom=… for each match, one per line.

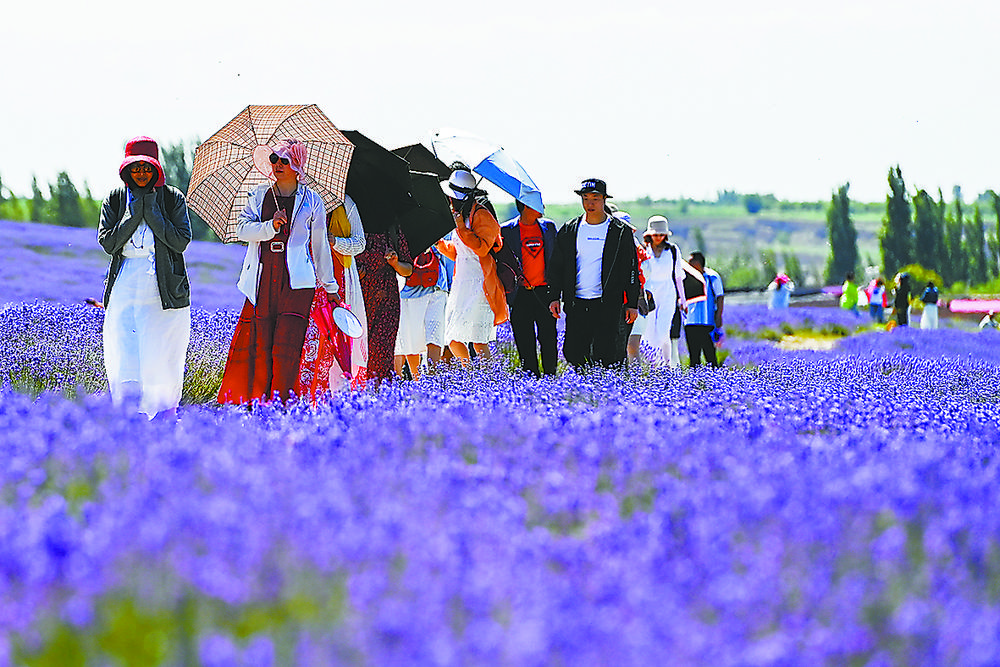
left=273, top=138, right=309, bottom=184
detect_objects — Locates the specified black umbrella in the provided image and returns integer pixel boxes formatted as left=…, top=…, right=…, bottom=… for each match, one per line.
left=397, top=171, right=455, bottom=256
left=342, top=130, right=412, bottom=234
left=342, top=132, right=454, bottom=254
left=392, top=143, right=451, bottom=180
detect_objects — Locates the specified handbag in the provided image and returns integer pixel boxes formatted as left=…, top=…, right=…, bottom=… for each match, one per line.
left=405, top=250, right=440, bottom=288
left=638, top=289, right=656, bottom=316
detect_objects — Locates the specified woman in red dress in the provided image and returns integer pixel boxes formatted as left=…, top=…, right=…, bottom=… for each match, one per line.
left=217, top=139, right=339, bottom=404
left=357, top=226, right=412, bottom=385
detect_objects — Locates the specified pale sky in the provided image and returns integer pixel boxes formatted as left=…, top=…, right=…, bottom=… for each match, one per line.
left=3, top=0, right=998, bottom=207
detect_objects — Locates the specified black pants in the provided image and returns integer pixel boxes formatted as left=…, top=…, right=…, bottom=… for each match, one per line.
left=510, top=286, right=557, bottom=376
left=563, top=298, right=627, bottom=369
left=685, top=324, right=718, bottom=368
left=895, top=305, right=909, bottom=327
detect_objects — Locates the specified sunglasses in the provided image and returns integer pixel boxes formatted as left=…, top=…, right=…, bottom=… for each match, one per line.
left=269, top=153, right=291, bottom=166
left=130, top=164, right=154, bottom=175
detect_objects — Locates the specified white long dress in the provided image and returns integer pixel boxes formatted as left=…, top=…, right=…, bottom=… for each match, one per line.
left=103, top=221, right=191, bottom=418
left=640, top=247, right=684, bottom=352
left=331, top=196, right=368, bottom=377
left=921, top=303, right=939, bottom=329
left=444, top=233, right=495, bottom=344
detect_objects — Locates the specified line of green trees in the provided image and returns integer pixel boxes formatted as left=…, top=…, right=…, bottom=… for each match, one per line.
left=825, top=166, right=1000, bottom=289
left=0, top=141, right=215, bottom=240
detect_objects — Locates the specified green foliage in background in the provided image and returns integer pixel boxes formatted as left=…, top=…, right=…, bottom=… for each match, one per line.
left=1, top=140, right=216, bottom=240
left=4, top=160, right=1000, bottom=289
left=880, top=166, right=912, bottom=277
left=824, top=183, right=858, bottom=283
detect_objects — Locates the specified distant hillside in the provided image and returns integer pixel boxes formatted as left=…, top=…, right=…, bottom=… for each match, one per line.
left=496, top=200, right=885, bottom=285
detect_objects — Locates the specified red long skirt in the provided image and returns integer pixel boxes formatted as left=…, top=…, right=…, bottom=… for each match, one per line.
left=218, top=231, right=314, bottom=404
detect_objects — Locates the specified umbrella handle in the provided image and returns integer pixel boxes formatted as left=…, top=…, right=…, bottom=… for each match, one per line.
left=269, top=184, right=288, bottom=231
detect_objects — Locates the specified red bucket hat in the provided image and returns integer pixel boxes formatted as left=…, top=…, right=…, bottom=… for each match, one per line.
left=119, top=136, right=165, bottom=187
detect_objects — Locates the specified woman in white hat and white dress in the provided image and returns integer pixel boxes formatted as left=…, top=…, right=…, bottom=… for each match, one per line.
left=435, top=169, right=509, bottom=363
left=638, top=215, right=686, bottom=367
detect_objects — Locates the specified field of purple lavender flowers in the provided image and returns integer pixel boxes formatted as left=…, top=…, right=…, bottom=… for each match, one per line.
left=4, top=219, right=1000, bottom=665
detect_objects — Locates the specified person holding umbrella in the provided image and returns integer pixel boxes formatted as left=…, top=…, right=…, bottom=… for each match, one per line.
left=436, top=169, right=509, bottom=364
left=217, top=138, right=340, bottom=404
left=98, top=136, right=192, bottom=420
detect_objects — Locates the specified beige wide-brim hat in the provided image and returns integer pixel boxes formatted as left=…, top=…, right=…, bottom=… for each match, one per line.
left=643, top=215, right=672, bottom=240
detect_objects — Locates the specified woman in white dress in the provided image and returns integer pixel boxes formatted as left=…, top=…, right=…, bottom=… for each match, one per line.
left=435, top=170, right=508, bottom=363
left=639, top=216, right=686, bottom=368
left=296, top=194, right=368, bottom=396
left=98, top=136, right=192, bottom=420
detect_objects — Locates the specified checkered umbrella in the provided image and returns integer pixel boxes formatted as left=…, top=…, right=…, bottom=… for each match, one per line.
left=187, top=104, right=354, bottom=243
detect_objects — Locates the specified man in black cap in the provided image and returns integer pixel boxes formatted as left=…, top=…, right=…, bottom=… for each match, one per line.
left=548, top=178, right=640, bottom=369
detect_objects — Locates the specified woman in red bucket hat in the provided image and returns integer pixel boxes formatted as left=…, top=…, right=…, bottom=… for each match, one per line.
left=97, top=136, right=192, bottom=421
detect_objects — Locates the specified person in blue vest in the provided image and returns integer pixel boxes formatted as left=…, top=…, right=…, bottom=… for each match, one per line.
left=682, top=251, right=725, bottom=368
left=501, top=201, right=558, bottom=376
left=548, top=178, right=640, bottom=369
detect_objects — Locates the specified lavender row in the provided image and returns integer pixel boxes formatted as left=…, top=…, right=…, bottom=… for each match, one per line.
left=3, top=355, right=1000, bottom=663
left=0, top=301, right=237, bottom=403
left=1, top=219, right=246, bottom=311
left=724, top=303, right=885, bottom=340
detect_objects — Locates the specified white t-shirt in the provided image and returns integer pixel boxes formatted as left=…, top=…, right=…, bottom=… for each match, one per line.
left=575, top=217, right=610, bottom=299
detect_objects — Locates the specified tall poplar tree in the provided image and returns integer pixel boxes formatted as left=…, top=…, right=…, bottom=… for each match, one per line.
left=51, top=171, right=85, bottom=227
left=824, top=183, right=858, bottom=283
left=991, top=191, right=1000, bottom=279
left=944, top=189, right=967, bottom=285
left=880, top=166, right=912, bottom=275
left=965, top=205, right=989, bottom=286
left=161, top=140, right=214, bottom=240
left=692, top=227, right=707, bottom=254
left=30, top=176, right=47, bottom=223
left=912, top=189, right=940, bottom=270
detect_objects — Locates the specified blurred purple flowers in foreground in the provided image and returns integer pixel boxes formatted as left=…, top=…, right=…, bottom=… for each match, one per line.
left=3, top=300, right=1000, bottom=666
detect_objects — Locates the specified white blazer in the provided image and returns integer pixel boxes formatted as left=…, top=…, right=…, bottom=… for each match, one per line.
left=236, top=183, right=338, bottom=305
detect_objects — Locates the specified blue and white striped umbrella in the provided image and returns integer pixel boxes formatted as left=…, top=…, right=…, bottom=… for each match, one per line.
left=430, top=128, right=544, bottom=213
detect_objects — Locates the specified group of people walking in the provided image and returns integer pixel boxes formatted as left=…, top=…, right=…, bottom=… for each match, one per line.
left=97, top=136, right=725, bottom=420
left=841, top=271, right=941, bottom=329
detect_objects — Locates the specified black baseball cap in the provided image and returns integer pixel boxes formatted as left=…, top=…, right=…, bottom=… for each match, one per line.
left=574, top=178, right=612, bottom=198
